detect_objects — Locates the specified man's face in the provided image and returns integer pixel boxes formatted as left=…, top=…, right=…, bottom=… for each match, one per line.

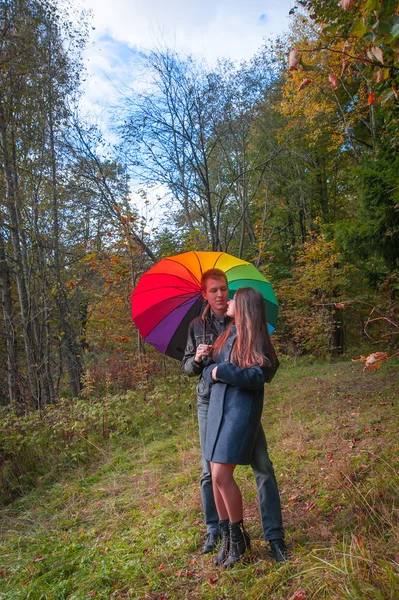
left=203, top=277, right=229, bottom=317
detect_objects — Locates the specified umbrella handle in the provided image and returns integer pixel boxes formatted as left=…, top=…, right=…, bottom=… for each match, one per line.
left=202, top=302, right=210, bottom=343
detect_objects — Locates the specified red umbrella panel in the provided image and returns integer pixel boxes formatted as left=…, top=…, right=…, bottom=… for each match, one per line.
left=131, top=251, right=278, bottom=360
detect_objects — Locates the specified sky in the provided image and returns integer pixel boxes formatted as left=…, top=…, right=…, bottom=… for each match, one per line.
left=72, top=0, right=294, bottom=226
left=77, top=0, right=294, bottom=118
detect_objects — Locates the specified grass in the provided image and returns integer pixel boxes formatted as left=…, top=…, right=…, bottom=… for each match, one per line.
left=0, top=357, right=398, bottom=599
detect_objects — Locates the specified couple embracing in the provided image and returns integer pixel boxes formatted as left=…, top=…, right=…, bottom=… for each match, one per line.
left=182, top=268, right=289, bottom=567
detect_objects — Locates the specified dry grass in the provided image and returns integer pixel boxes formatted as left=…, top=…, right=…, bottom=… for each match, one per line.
left=0, top=357, right=398, bottom=599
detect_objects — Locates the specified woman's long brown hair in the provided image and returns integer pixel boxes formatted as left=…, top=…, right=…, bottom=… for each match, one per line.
left=212, top=287, right=277, bottom=369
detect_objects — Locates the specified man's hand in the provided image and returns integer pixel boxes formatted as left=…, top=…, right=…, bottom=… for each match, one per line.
left=195, top=344, right=212, bottom=363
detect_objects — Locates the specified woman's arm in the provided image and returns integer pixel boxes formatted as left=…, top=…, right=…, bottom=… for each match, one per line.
left=214, top=363, right=270, bottom=390
left=202, top=363, right=218, bottom=384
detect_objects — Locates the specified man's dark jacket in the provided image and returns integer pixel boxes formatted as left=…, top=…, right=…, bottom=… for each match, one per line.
left=182, top=311, right=231, bottom=401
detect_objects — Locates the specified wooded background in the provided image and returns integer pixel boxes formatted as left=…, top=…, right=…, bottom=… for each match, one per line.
left=1, top=0, right=398, bottom=412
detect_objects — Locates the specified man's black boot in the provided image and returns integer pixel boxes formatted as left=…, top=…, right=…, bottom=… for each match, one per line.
left=214, top=519, right=230, bottom=565
left=269, top=538, right=290, bottom=563
left=201, top=531, right=219, bottom=554
left=223, top=520, right=251, bottom=568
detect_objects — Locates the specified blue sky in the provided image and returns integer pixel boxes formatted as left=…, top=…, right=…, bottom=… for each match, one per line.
left=74, top=0, right=294, bottom=226
left=79, top=0, right=294, bottom=118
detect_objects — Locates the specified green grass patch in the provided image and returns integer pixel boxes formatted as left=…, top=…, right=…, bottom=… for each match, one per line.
left=0, top=358, right=398, bottom=598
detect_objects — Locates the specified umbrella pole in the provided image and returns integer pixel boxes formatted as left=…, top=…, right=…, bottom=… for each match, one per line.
left=202, top=302, right=210, bottom=343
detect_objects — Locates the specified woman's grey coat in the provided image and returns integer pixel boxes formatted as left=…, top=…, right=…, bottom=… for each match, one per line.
left=202, top=325, right=277, bottom=465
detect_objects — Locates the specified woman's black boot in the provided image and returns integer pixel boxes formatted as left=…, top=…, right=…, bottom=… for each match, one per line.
left=214, top=519, right=230, bottom=566
left=223, top=520, right=251, bottom=568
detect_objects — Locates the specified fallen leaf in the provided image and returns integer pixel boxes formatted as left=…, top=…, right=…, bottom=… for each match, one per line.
left=288, top=494, right=300, bottom=503
left=289, top=588, right=307, bottom=600
left=0, top=569, right=6, bottom=578
left=33, top=556, right=44, bottom=562
left=394, top=552, right=399, bottom=563
left=158, top=562, right=165, bottom=571
left=352, top=355, right=367, bottom=363
left=363, top=352, right=388, bottom=371
left=209, top=576, right=219, bottom=585
left=349, top=437, right=361, bottom=448
left=353, top=534, right=365, bottom=554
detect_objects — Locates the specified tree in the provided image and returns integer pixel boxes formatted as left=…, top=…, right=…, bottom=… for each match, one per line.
left=335, top=143, right=399, bottom=272
left=121, top=48, right=288, bottom=255
left=0, top=0, right=92, bottom=407
left=276, top=229, right=353, bottom=356
left=291, top=0, right=399, bottom=143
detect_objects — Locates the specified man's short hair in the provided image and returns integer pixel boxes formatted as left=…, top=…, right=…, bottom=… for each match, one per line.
left=201, top=268, right=228, bottom=292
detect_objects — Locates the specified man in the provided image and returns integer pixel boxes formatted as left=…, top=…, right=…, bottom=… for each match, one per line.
left=182, top=268, right=289, bottom=563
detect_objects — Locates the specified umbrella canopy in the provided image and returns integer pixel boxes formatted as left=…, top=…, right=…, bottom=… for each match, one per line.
left=131, top=250, right=278, bottom=361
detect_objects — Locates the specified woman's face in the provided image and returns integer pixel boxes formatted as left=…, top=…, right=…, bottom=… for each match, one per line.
left=226, top=296, right=236, bottom=318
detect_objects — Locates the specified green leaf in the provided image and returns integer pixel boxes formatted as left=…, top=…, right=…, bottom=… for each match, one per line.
left=323, top=24, right=338, bottom=36
left=300, top=59, right=317, bottom=72
left=382, top=68, right=391, bottom=81
left=380, top=88, right=395, bottom=105
left=377, top=21, right=392, bottom=35
left=350, top=19, right=368, bottom=37
left=391, top=23, right=399, bottom=39
left=364, top=0, right=379, bottom=10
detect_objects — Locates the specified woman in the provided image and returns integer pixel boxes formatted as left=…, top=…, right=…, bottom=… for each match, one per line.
left=202, top=287, right=279, bottom=568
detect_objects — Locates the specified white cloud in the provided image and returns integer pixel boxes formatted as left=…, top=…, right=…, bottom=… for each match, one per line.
left=75, top=0, right=293, bottom=122
left=70, top=0, right=294, bottom=222
left=81, top=0, right=293, bottom=64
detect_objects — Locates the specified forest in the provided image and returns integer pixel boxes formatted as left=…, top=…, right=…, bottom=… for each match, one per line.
left=0, top=1, right=398, bottom=598
left=0, top=0, right=398, bottom=409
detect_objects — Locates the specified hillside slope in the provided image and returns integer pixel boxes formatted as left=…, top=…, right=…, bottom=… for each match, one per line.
left=1, top=359, right=398, bottom=599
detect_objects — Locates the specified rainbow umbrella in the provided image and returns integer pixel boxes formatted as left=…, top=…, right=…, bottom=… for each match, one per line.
left=131, top=251, right=278, bottom=360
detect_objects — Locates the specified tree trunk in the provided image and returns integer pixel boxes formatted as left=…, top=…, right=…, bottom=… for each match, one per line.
left=48, top=73, right=83, bottom=398
left=0, top=99, right=40, bottom=408
left=0, top=229, right=22, bottom=410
